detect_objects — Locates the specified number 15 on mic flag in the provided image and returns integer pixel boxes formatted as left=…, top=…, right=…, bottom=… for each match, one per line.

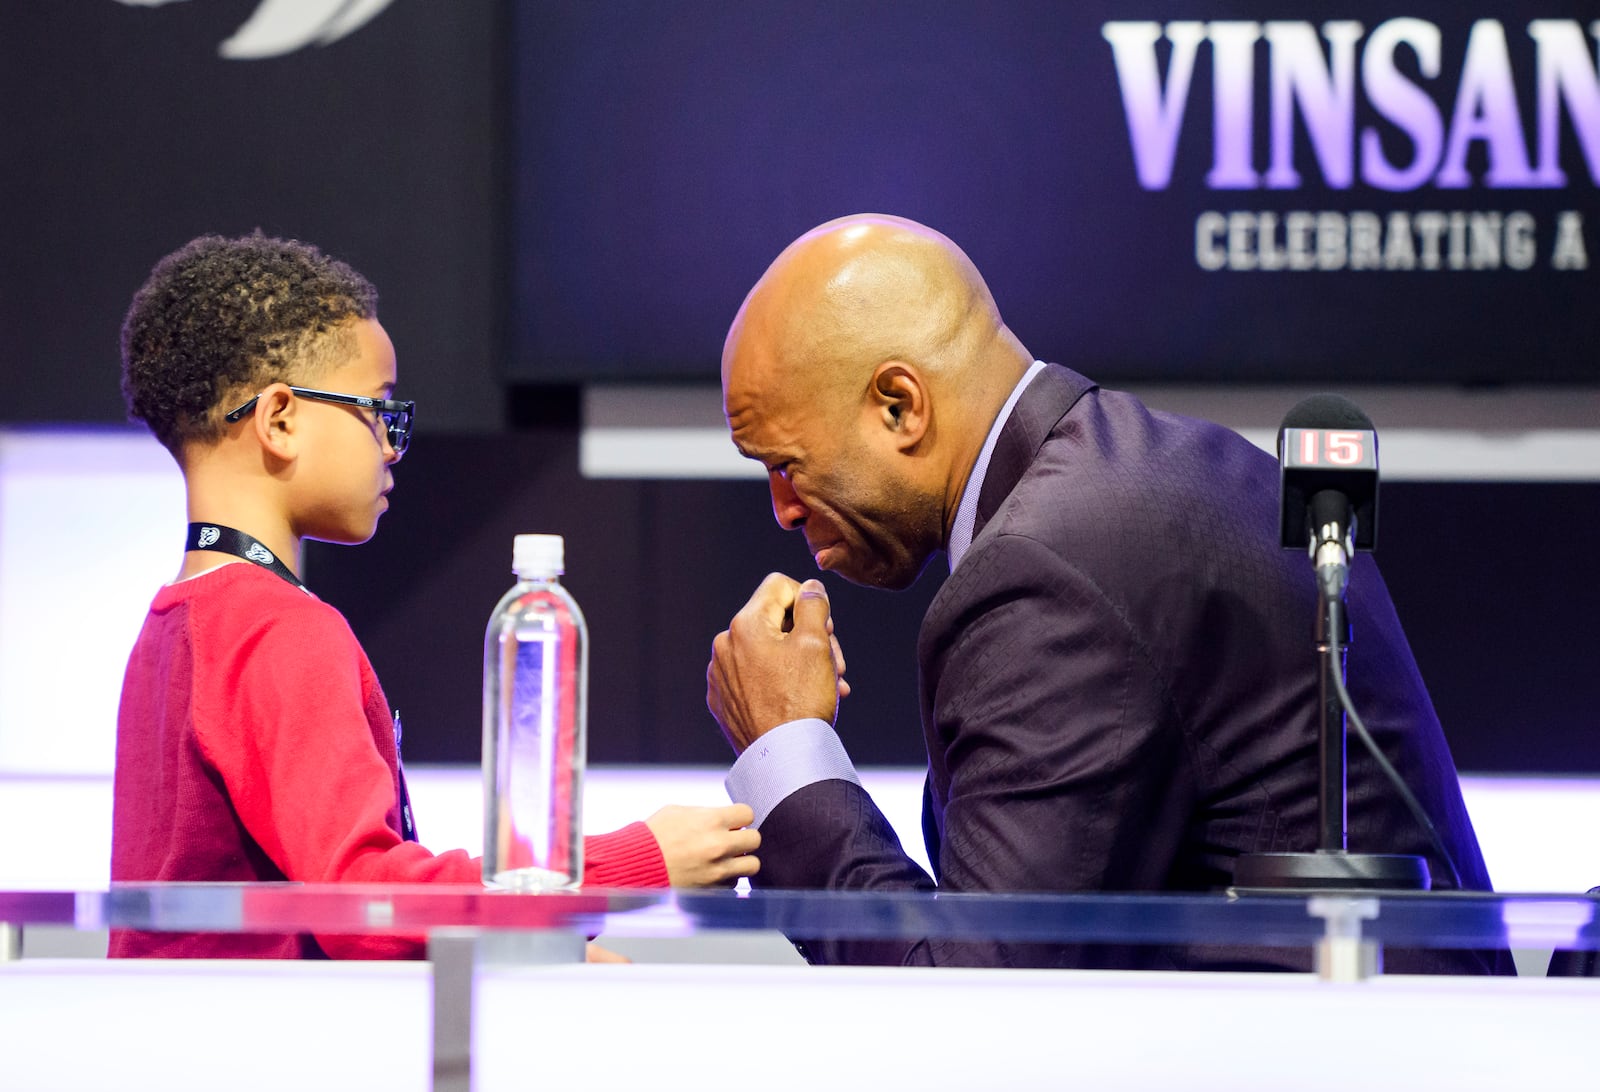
left=1284, top=430, right=1375, bottom=471
left=1280, top=427, right=1378, bottom=552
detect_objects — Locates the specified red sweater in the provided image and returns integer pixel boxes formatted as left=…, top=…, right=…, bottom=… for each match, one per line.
left=109, top=563, right=666, bottom=959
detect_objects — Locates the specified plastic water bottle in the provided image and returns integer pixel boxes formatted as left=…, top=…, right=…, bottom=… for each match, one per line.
left=482, top=534, right=587, bottom=890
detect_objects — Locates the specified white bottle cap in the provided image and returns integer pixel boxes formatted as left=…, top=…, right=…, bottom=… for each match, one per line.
left=512, top=534, right=565, bottom=579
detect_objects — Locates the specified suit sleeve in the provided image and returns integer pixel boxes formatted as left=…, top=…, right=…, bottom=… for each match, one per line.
left=757, top=532, right=1191, bottom=967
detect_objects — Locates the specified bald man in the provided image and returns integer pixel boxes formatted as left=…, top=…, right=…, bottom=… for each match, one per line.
left=707, top=215, right=1507, bottom=973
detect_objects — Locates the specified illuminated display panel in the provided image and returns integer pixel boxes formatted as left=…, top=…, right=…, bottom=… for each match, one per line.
left=508, top=2, right=1600, bottom=383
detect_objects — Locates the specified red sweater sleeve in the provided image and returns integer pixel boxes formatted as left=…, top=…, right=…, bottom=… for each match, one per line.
left=189, top=578, right=667, bottom=956
left=206, top=600, right=674, bottom=885
left=199, top=597, right=475, bottom=888
left=583, top=821, right=669, bottom=888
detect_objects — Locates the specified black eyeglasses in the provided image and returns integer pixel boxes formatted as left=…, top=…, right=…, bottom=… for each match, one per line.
left=225, top=386, right=416, bottom=458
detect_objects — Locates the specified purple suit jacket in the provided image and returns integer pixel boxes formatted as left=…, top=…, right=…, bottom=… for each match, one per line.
left=756, top=364, right=1508, bottom=973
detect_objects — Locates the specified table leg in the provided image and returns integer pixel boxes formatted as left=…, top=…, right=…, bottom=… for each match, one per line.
left=429, top=929, right=586, bottom=1092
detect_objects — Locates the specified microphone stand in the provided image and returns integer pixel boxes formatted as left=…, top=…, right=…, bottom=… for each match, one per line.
left=1234, top=531, right=1429, bottom=892
left=1316, top=562, right=1351, bottom=857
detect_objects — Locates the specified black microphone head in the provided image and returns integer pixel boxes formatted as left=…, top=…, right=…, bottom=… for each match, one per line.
left=1278, top=394, right=1379, bottom=552
left=1277, top=393, right=1376, bottom=446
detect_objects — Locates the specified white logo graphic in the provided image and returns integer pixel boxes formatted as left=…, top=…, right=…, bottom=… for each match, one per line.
left=114, top=0, right=397, bottom=60
left=245, top=543, right=276, bottom=565
left=197, top=526, right=221, bottom=548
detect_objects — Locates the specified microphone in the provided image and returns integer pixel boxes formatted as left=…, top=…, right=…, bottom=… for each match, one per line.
left=1278, top=394, right=1378, bottom=591
left=1233, top=393, right=1437, bottom=897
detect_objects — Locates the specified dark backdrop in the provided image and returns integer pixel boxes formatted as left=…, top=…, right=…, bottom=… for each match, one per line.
left=5, top=1, right=1599, bottom=413
left=0, top=0, right=503, bottom=430
left=510, top=1, right=1600, bottom=383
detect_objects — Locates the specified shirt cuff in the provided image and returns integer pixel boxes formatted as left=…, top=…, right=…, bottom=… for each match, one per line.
left=725, top=718, right=862, bottom=828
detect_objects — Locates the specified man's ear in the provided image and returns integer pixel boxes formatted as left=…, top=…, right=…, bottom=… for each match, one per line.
left=249, top=383, right=298, bottom=463
left=868, top=361, right=929, bottom=450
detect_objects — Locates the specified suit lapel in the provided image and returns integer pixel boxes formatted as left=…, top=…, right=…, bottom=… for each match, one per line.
left=973, top=364, right=1096, bottom=539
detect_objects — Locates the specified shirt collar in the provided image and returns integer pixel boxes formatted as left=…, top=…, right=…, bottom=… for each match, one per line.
left=947, top=360, right=1047, bottom=572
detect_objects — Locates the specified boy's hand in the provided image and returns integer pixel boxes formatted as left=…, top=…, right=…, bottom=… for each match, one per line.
left=645, top=803, right=760, bottom=887
left=585, top=942, right=631, bottom=964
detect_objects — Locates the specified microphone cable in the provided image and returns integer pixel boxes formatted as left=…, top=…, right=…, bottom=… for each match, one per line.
left=1326, top=597, right=1464, bottom=891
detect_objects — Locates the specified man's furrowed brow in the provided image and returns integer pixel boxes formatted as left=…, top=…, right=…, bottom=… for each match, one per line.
left=725, top=413, right=763, bottom=461
left=730, top=438, right=766, bottom=463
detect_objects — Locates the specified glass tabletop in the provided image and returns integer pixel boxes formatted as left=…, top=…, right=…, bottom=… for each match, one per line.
left=4, top=884, right=1597, bottom=952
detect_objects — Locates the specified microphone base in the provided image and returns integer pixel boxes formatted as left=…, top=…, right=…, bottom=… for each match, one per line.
left=1231, top=851, right=1431, bottom=892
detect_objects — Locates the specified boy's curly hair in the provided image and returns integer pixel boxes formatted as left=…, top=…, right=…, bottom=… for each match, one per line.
left=120, top=233, right=378, bottom=456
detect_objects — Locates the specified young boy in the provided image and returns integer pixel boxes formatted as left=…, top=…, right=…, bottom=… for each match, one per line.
left=112, top=233, right=757, bottom=959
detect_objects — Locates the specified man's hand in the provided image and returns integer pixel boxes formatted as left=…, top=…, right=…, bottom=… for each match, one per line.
left=706, top=574, right=850, bottom=754
left=645, top=803, right=761, bottom=887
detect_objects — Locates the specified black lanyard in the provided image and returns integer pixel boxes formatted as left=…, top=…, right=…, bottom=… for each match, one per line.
left=393, top=710, right=418, bottom=843
left=185, top=523, right=305, bottom=590
left=185, top=522, right=419, bottom=843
